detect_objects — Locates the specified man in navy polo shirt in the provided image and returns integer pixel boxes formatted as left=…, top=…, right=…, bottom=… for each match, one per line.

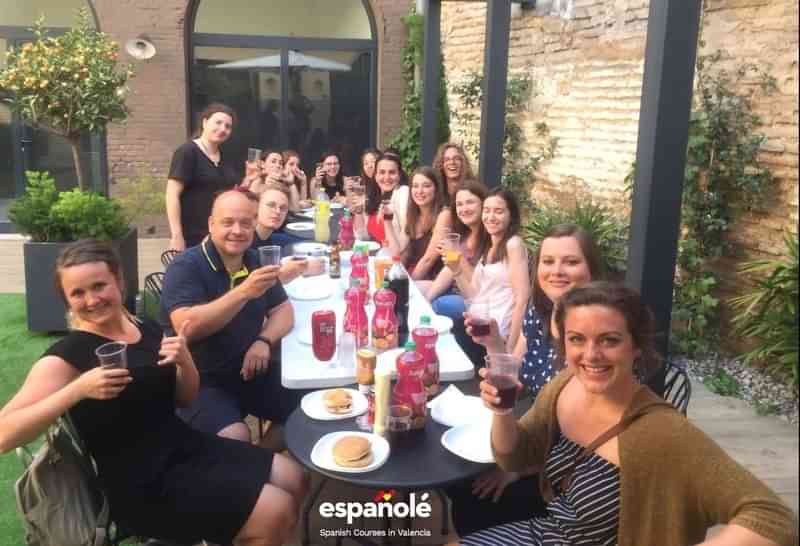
left=160, top=189, right=297, bottom=442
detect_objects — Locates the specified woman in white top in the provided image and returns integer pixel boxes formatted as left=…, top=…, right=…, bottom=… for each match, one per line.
left=448, top=187, right=529, bottom=351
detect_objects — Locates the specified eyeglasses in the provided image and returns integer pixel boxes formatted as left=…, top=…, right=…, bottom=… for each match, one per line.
left=263, top=201, right=289, bottom=213
left=444, top=156, right=463, bottom=163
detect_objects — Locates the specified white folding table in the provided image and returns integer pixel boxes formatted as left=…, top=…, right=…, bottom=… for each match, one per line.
left=280, top=261, right=475, bottom=389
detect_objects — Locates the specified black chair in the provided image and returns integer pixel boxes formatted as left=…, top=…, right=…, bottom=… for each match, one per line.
left=663, top=360, right=691, bottom=415
left=141, top=272, right=164, bottom=321
left=160, top=250, right=180, bottom=269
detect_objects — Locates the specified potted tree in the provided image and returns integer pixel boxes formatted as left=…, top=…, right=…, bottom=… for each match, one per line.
left=0, top=9, right=133, bottom=191
left=0, top=10, right=137, bottom=332
left=9, top=171, right=138, bottom=332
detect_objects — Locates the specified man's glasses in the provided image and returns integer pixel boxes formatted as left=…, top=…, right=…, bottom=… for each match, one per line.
left=263, top=201, right=289, bottom=213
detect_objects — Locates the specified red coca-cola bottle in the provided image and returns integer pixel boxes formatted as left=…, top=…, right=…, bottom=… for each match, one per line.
left=311, top=310, right=336, bottom=361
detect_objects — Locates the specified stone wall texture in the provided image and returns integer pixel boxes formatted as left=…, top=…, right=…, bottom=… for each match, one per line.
left=441, top=0, right=799, bottom=297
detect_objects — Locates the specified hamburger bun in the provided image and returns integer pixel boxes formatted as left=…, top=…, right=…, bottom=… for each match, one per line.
left=332, top=435, right=373, bottom=468
left=323, top=389, right=353, bottom=414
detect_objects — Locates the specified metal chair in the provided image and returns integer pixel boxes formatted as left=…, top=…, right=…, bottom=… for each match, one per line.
left=663, top=360, right=691, bottom=415
left=142, top=272, right=164, bottom=321
left=160, top=249, right=180, bottom=269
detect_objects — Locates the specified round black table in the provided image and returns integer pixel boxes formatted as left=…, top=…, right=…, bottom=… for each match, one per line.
left=285, top=383, right=492, bottom=545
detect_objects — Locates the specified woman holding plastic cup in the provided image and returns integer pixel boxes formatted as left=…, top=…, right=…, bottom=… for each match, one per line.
left=282, top=149, right=310, bottom=209
left=253, top=184, right=323, bottom=283
left=455, top=283, right=794, bottom=546
left=383, top=166, right=447, bottom=280
left=0, top=240, right=308, bottom=546
left=446, top=227, right=605, bottom=537
left=309, top=150, right=347, bottom=204
left=352, top=151, right=409, bottom=245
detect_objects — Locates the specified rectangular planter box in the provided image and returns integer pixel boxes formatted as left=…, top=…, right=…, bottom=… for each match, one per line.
left=23, top=228, right=139, bottom=333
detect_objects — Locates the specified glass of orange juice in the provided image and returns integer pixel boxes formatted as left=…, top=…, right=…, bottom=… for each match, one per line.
left=444, top=233, right=461, bottom=266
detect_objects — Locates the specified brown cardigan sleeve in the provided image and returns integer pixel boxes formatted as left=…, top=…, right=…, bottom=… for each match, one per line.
left=678, top=418, right=797, bottom=545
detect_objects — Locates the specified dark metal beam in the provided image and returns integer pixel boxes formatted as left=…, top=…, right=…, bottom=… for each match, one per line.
left=478, top=0, right=511, bottom=187
left=626, top=1, right=702, bottom=362
left=421, top=0, right=442, bottom=165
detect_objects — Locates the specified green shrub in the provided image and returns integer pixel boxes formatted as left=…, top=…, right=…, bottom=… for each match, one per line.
left=9, top=170, right=128, bottom=242
left=703, top=368, right=741, bottom=397
left=113, top=173, right=167, bottom=224
left=523, top=199, right=629, bottom=277
left=729, top=231, right=799, bottom=386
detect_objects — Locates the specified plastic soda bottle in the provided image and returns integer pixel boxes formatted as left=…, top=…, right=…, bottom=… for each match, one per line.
left=338, top=209, right=355, bottom=250
left=386, top=256, right=409, bottom=345
left=371, top=281, right=399, bottom=353
left=413, top=315, right=440, bottom=397
left=314, top=189, right=330, bottom=243
left=392, top=341, right=427, bottom=430
left=343, top=278, right=369, bottom=347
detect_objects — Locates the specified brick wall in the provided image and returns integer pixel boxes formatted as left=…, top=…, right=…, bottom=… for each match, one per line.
left=90, top=0, right=410, bottom=234
left=442, top=0, right=799, bottom=273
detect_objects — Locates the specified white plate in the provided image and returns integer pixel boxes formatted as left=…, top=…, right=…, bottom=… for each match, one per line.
left=311, top=431, right=390, bottom=474
left=409, top=314, right=453, bottom=335
left=431, top=395, right=492, bottom=428
left=355, top=240, right=380, bottom=253
left=293, top=242, right=328, bottom=255
left=296, top=210, right=314, bottom=219
left=301, top=388, right=369, bottom=421
left=285, top=277, right=333, bottom=300
left=330, top=202, right=344, bottom=209
left=285, top=222, right=314, bottom=231
left=441, top=423, right=495, bottom=464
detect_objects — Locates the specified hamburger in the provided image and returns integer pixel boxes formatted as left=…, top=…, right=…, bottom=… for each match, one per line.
left=323, top=389, right=353, bottom=414
left=332, top=435, right=373, bottom=468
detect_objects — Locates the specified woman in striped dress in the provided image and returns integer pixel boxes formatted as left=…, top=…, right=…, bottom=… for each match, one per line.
left=455, top=282, right=793, bottom=546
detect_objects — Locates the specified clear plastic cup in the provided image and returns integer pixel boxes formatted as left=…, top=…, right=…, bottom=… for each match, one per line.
left=443, top=232, right=461, bottom=265
left=247, top=148, right=262, bottom=162
left=466, top=298, right=492, bottom=337
left=95, top=341, right=128, bottom=369
left=258, top=245, right=281, bottom=266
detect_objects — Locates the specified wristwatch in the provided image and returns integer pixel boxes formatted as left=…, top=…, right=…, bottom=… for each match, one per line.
left=256, top=336, right=272, bottom=350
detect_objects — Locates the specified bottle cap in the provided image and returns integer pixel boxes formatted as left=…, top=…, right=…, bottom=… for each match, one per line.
left=382, top=280, right=389, bottom=288
left=344, top=209, right=351, bottom=217
left=351, top=278, right=360, bottom=287
left=392, top=255, right=401, bottom=262
left=420, top=315, right=431, bottom=325
left=404, top=341, right=416, bottom=351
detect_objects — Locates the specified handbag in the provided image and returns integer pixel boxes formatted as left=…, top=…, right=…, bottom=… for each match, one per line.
left=14, top=416, right=111, bottom=546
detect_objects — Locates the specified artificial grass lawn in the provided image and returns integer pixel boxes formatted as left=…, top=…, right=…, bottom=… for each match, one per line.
left=0, top=294, right=62, bottom=546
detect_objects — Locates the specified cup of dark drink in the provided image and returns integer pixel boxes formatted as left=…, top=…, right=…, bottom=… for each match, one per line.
left=467, top=299, right=492, bottom=337
left=485, top=353, right=522, bottom=414
left=386, top=404, right=412, bottom=449
left=381, top=199, right=394, bottom=221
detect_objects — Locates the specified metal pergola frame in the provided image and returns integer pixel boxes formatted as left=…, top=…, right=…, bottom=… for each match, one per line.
left=420, top=0, right=703, bottom=374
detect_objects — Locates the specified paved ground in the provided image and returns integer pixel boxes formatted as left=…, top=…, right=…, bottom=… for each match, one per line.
left=1, top=236, right=797, bottom=544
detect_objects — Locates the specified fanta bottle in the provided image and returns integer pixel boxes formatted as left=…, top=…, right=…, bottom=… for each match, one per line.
left=371, top=281, right=398, bottom=352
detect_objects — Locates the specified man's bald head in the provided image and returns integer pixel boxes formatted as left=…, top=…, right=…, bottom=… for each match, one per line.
left=211, top=188, right=259, bottom=217
left=208, top=188, right=258, bottom=258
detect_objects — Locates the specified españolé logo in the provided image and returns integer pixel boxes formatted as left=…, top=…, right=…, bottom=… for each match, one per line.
left=320, top=491, right=432, bottom=525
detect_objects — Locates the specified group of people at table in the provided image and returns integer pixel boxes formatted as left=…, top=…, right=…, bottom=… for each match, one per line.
left=0, top=102, right=795, bottom=546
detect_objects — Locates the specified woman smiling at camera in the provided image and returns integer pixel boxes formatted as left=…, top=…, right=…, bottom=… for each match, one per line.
left=0, top=240, right=307, bottom=546
left=384, top=166, right=447, bottom=279
left=352, top=152, right=409, bottom=245
left=454, top=282, right=795, bottom=546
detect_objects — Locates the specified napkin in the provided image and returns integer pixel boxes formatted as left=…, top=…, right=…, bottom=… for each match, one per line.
left=428, top=385, right=491, bottom=428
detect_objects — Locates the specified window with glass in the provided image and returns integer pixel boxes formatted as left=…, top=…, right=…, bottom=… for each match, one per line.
left=191, top=0, right=376, bottom=177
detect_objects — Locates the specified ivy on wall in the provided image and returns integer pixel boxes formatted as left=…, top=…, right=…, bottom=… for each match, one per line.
left=667, top=50, right=777, bottom=356
left=450, top=70, right=557, bottom=212
left=387, top=10, right=450, bottom=173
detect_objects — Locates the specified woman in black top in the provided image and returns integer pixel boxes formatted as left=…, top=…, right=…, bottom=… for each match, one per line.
left=0, top=240, right=307, bottom=545
left=309, top=150, right=346, bottom=202
left=166, top=103, right=238, bottom=250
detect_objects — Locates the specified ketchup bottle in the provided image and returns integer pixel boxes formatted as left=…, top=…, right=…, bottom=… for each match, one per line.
left=311, top=310, right=336, bottom=361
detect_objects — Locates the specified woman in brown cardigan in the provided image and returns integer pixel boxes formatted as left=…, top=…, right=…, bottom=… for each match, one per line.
left=456, top=282, right=796, bottom=546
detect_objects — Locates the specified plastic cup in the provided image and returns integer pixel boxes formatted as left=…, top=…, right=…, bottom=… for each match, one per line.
left=485, top=353, right=522, bottom=413
left=381, top=199, right=394, bottom=221
left=467, top=298, right=492, bottom=337
left=247, top=148, right=262, bottom=162
left=95, top=341, right=128, bottom=369
left=258, top=245, right=281, bottom=266
left=444, top=232, right=461, bottom=265
left=386, top=405, right=413, bottom=449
